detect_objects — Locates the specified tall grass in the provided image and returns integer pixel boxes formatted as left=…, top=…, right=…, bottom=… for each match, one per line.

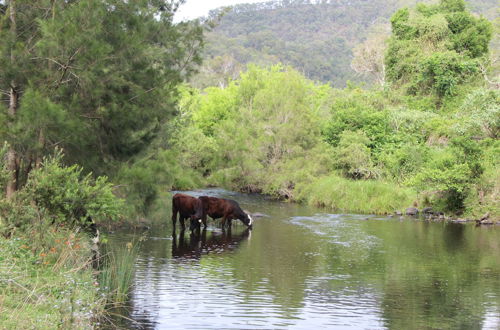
left=0, top=232, right=103, bottom=329
left=296, top=174, right=417, bottom=214
left=99, top=241, right=138, bottom=307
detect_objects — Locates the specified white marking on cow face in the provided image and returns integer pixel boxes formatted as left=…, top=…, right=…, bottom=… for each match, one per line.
left=247, top=214, right=253, bottom=226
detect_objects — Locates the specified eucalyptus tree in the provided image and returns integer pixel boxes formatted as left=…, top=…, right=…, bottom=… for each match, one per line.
left=0, top=0, right=203, bottom=198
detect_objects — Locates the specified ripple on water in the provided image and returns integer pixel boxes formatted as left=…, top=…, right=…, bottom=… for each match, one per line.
left=289, top=213, right=382, bottom=249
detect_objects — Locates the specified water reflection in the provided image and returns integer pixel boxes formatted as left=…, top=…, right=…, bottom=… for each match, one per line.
left=172, top=228, right=252, bottom=259
left=108, top=189, right=500, bottom=329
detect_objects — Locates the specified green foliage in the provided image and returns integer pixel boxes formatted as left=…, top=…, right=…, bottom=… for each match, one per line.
left=0, top=0, right=204, bottom=182
left=385, top=0, right=493, bottom=100
left=409, top=137, right=484, bottom=212
left=333, top=130, right=379, bottom=180
left=454, top=88, right=500, bottom=138
left=322, top=88, right=392, bottom=151
left=116, top=149, right=203, bottom=216
left=414, top=51, right=479, bottom=97
left=391, top=8, right=417, bottom=39
left=0, top=151, right=123, bottom=234
left=379, top=142, right=429, bottom=182
left=25, top=152, right=122, bottom=226
left=175, top=57, right=498, bottom=218
left=439, top=0, right=466, bottom=12
left=173, top=65, right=335, bottom=198
left=295, top=174, right=416, bottom=214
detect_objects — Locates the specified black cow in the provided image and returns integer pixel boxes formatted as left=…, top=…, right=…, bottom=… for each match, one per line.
left=171, top=193, right=203, bottom=231
left=197, top=196, right=253, bottom=229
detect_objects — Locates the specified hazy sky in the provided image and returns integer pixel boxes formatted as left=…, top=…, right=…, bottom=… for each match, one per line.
left=175, top=0, right=265, bottom=21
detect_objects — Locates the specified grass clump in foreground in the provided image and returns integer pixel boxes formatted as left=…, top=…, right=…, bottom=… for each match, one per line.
left=99, top=240, right=139, bottom=308
left=0, top=229, right=104, bottom=329
left=0, top=226, right=140, bottom=329
left=296, top=175, right=417, bottom=214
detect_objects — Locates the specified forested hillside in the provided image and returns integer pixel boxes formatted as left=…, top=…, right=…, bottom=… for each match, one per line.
left=195, top=0, right=498, bottom=87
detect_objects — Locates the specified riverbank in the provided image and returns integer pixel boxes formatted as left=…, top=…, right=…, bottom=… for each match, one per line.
left=151, top=187, right=497, bottom=229
left=0, top=229, right=104, bottom=329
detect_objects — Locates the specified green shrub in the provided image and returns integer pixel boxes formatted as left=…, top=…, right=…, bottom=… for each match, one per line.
left=25, top=152, right=123, bottom=226
left=0, top=150, right=123, bottom=234
left=333, top=130, right=379, bottom=180
left=409, top=137, right=484, bottom=213
left=454, top=88, right=500, bottom=138
left=415, top=51, right=479, bottom=97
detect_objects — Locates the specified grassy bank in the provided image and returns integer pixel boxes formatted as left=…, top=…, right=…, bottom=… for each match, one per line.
left=0, top=152, right=138, bottom=328
left=0, top=230, right=103, bottom=329
left=0, top=227, right=140, bottom=329
left=295, top=175, right=417, bottom=214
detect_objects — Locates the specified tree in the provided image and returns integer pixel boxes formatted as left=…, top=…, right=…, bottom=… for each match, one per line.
left=351, top=33, right=388, bottom=86
left=0, top=0, right=204, bottom=198
left=385, top=0, right=493, bottom=99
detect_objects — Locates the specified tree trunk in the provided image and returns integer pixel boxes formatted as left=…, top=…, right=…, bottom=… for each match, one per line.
left=6, top=87, right=18, bottom=199
left=6, top=0, right=18, bottom=199
left=36, top=128, right=45, bottom=168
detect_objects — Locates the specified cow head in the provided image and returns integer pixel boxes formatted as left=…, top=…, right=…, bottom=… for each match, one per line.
left=189, top=217, right=202, bottom=231
left=241, top=211, right=253, bottom=228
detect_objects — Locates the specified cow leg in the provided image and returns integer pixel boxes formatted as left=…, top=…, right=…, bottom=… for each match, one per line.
left=222, top=216, right=233, bottom=229
left=172, top=207, right=178, bottom=231
left=180, top=216, right=186, bottom=231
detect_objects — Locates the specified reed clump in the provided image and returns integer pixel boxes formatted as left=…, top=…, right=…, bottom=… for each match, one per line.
left=98, top=240, right=139, bottom=307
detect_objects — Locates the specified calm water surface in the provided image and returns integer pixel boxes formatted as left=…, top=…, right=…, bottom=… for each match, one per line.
left=109, top=189, right=500, bottom=329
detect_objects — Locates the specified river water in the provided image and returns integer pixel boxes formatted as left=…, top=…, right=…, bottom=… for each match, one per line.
left=108, top=189, right=500, bottom=329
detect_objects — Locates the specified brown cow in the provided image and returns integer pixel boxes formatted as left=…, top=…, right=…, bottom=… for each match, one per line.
left=198, top=196, right=253, bottom=229
left=171, top=193, right=203, bottom=231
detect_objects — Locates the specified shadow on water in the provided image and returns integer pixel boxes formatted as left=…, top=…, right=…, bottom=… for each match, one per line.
left=172, top=228, right=252, bottom=260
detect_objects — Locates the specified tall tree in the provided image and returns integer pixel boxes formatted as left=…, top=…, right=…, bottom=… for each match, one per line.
left=0, top=0, right=204, bottom=197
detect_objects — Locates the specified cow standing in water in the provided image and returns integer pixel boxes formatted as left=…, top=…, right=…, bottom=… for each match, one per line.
left=198, top=196, right=253, bottom=229
left=171, top=193, right=203, bottom=231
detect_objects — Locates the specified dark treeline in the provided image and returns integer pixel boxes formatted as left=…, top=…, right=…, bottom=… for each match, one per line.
left=0, top=0, right=204, bottom=225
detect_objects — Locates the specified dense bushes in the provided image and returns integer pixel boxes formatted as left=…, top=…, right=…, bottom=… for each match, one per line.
left=0, top=149, right=123, bottom=234
left=169, top=60, right=498, bottom=218
left=386, top=0, right=491, bottom=99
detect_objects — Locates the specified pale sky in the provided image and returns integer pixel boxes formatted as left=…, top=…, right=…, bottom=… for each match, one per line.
left=175, top=0, right=265, bottom=21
